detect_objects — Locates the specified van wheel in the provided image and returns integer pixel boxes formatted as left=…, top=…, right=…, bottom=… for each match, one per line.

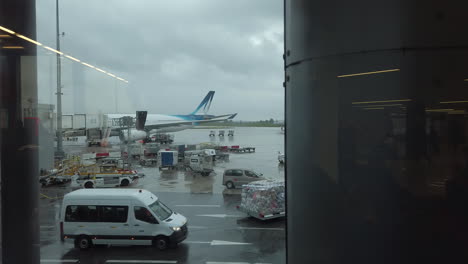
left=75, top=235, right=92, bottom=250
left=226, top=181, right=235, bottom=189
left=153, top=236, right=169, bottom=250
left=120, top=179, right=130, bottom=186
left=84, top=182, right=94, bottom=188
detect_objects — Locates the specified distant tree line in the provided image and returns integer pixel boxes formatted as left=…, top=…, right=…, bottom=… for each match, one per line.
left=199, top=119, right=283, bottom=127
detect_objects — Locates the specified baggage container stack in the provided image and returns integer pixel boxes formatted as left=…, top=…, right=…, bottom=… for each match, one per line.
left=238, top=180, right=285, bottom=220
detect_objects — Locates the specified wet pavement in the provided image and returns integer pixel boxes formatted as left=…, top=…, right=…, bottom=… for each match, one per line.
left=41, top=127, right=285, bottom=264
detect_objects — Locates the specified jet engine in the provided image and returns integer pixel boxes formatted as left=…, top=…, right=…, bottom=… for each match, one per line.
left=119, top=129, right=148, bottom=143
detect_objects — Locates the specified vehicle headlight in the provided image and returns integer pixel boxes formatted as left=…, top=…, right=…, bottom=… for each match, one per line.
left=171, top=226, right=181, bottom=231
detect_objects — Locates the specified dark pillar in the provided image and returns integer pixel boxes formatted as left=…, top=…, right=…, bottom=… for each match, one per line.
left=286, top=0, right=468, bottom=263
left=0, top=0, right=40, bottom=263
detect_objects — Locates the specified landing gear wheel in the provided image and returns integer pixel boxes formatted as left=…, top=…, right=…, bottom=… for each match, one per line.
left=75, top=235, right=92, bottom=250
left=226, top=181, right=235, bottom=189
left=153, top=236, right=169, bottom=251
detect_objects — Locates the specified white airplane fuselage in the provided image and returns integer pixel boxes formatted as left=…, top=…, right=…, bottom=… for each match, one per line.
left=106, top=114, right=197, bottom=133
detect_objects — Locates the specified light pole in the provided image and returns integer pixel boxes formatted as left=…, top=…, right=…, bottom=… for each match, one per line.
left=55, top=0, right=64, bottom=158
left=114, top=78, right=119, bottom=113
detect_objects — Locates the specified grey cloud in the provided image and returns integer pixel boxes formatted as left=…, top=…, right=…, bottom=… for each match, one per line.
left=36, top=0, right=284, bottom=120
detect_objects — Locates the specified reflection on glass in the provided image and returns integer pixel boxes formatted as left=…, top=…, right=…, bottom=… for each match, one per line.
left=149, top=200, right=172, bottom=221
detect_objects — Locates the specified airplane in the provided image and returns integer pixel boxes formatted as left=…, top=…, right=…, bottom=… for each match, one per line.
left=103, top=91, right=237, bottom=144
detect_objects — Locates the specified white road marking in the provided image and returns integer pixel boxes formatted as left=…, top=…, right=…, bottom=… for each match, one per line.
left=196, top=214, right=243, bottom=218
left=40, top=260, right=78, bottom=263
left=189, top=226, right=208, bottom=229
left=175, top=205, right=220, bottom=207
left=106, top=260, right=177, bottom=264
left=211, top=240, right=252, bottom=246
left=187, top=226, right=283, bottom=231
left=184, top=240, right=252, bottom=246
left=184, top=241, right=211, bottom=244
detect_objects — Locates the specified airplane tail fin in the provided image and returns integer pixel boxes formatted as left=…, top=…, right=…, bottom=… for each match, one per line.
left=190, top=91, right=215, bottom=115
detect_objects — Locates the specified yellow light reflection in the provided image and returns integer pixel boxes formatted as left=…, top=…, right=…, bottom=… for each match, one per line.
left=43, top=45, right=63, bottom=55
left=0, top=26, right=15, bottom=35
left=352, top=99, right=412, bottom=105
left=95, top=68, right=107, bottom=74
left=354, top=103, right=402, bottom=108
left=81, top=62, right=95, bottom=69
left=449, top=110, right=465, bottom=115
left=337, top=69, right=400, bottom=78
left=2, top=46, right=24, bottom=49
left=64, top=55, right=80, bottom=63
left=16, top=34, right=42, bottom=46
left=0, top=24, right=129, bottom=83
left=425, top=109, right=454, bottom=112
left=440, top=100, right=468, bottom=104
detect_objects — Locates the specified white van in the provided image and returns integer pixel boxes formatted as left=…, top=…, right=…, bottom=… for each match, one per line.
left=60, top=189, right=188, bottom=250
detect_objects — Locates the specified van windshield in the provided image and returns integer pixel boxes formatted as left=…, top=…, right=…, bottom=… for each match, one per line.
left=148, top=200, right=172, bottom=221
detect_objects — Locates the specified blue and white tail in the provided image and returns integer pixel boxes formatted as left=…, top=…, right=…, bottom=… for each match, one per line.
left=190, top=91, right=215, bottom=115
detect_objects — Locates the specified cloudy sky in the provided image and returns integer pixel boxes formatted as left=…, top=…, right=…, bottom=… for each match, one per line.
left=35, top=0, right=284, bottom=121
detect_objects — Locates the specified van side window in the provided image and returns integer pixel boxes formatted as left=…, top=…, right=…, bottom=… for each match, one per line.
left=245, top=171, right=256, bottom=177
left=233, top=170, right=244, bottom=176
left=225, top=170, right=233, bottom=176
left=100, top=206, right=128, bottom=223
left=134, top=206, right=158, bottom=224
left=65, top=205, right=98, bottom=222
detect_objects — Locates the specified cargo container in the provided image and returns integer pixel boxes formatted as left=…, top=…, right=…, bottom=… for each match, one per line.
left=158, top=150, right=178, bottom=170
left=237, top=180, right=286, bottom=220
left=184, top=149, right=215, bottom=176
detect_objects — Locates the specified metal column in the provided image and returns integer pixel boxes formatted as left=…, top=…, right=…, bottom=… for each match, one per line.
left=0, top=0, right=39, bottom=262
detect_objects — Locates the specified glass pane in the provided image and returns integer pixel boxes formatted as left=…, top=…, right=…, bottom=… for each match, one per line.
left=134, top=206, right=157, bottom=224
left=99, top=206, right=128, bottom=223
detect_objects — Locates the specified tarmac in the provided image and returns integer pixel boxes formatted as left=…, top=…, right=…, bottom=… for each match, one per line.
left=40, top=127, right=285, bottom=264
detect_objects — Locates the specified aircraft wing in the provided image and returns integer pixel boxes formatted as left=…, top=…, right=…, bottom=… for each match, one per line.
left=142, top=113, right=237, bottom=130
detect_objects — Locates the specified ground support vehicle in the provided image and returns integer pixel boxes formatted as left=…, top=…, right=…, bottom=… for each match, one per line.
left=184, top=149, right=215, bottom=176
left=71, top=159, right=139, bottom=188
left=223, top=168, right=265, bottom=189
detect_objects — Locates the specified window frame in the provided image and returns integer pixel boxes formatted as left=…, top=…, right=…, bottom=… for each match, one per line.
left=99, top=205, right=129, bottom=223
left=65, top=205, right=129, bottom=223
left=65, top=205, right=99, bottom=222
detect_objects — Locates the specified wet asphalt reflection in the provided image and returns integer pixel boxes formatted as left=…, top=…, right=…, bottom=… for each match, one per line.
left=41, top=128, right=285, bottom=264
